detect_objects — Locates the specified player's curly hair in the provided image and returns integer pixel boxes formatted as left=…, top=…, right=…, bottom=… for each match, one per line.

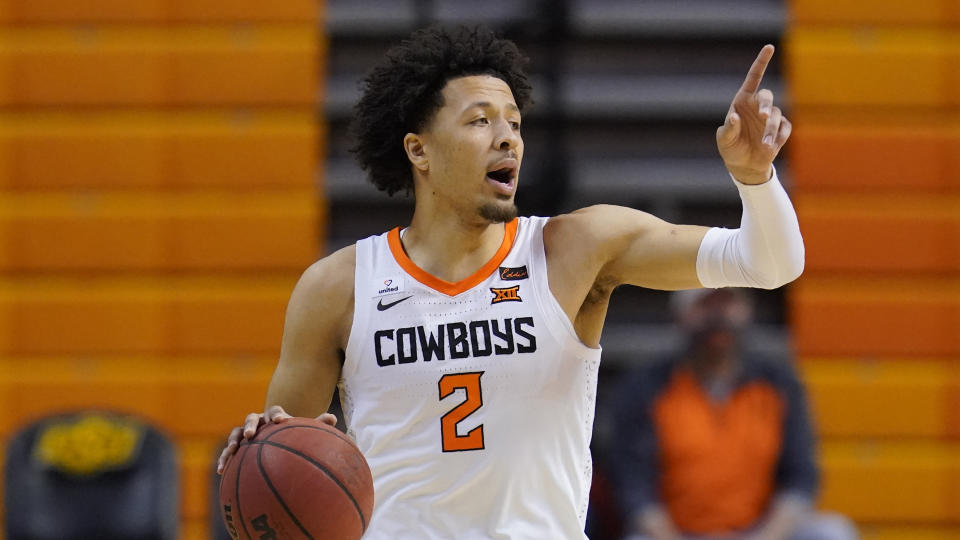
left=349, top=25, right=533, bottom=196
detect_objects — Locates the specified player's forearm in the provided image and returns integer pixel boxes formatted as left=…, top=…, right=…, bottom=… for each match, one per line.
left=695, top=166, right=804, bottom=289
left=264, top=357, right=340, bottom=418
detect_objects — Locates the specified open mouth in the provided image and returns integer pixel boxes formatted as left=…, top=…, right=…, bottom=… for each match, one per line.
left=486, top=167, right=515, bottom=184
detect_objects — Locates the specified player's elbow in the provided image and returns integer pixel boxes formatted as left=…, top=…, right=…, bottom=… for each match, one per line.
left=753, top=244, right=805, bottom=290
left=784, top=248, right=805, bottom=284
left=780, top=238, right=806, bottom=285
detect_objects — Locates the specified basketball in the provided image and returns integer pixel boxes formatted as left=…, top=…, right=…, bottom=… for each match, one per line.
left=219, top=417, right=374, bottom=540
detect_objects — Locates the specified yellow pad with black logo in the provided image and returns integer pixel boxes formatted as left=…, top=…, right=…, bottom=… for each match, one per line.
left=33, top=413, right=145, bottom=478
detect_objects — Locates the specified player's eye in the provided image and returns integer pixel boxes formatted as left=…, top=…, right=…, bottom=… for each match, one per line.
left=471, top=117, right=489, bottom=125
left=510, top=121, right=521, bottom=130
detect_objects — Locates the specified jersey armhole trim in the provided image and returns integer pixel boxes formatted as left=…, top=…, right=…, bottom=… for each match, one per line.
left=341, top=240, right=368, bottom=384
left=534, top=217, right=602, bottom=357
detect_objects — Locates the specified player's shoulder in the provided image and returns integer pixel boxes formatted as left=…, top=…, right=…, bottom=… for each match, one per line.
left=547, top=204, right=658, bottom=236
left=544, top=204, right=659, bottom=252
left=294, top=243, right=357, bottom=304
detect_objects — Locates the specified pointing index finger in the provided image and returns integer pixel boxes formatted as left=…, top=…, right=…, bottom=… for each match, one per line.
left=739, top=44, right=775, bottom=94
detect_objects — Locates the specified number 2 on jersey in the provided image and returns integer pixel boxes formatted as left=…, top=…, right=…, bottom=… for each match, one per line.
left=438, top=372, right=485, bottom=452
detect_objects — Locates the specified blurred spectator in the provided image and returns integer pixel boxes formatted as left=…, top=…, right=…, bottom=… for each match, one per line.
left=610, top=289, right=857, bottom=540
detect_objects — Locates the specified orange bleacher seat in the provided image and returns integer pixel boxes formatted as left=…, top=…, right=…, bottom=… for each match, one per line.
left=181, top=519, right=209, bottom=540
left=787, top=27, right=954, bottom=108
left=0, top=26, right=317, bottom=105
left=179, top=435, right=275, bottom=539
left=181, top=438, right=218, bottom=522
left=790, top=0, right=960, bottom=25
left=0, top=275, right=297, bottom=354
left=0, top=0, right=168, bottom=23
left=820, top=441, right=960, bottom=523
left=800, top=358, right=960, bottom=438
left=789, top=115, right=960, bottom=192
left=791, top=276, right=960, bottom=356
left=173, top=0, right=321, bottom=23
left=797, top=193, right=960, bottom=272
left=0, top=0, right=319, bottom=23
left=0, top=356, right=276, bottom=439
left=0, top=190, right=321, bottom=271
left=0, top=110, right=320, bottom=190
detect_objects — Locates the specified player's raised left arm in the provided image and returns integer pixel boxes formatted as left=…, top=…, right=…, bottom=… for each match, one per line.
left=583, top=45, right=804, bottom=291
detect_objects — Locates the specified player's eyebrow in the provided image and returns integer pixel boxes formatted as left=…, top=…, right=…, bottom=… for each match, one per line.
left=462, top=101, right=520, bottom=114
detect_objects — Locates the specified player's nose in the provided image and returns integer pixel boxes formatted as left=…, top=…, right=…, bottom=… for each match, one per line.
left=493, top=122, right=520, bottom=152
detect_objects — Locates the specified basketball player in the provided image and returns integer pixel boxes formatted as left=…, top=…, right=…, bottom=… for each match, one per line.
left=217, top=26, right=803, bottom=539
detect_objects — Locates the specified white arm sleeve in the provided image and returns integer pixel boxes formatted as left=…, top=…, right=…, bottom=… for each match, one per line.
left=696, top=167, right=805, bottom=289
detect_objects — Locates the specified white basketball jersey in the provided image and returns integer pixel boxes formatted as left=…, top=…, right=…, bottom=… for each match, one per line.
left=340, top=216, right=602, bottom=540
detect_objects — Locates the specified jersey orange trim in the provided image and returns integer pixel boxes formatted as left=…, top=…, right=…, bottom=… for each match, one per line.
left=387, top=218, right=519, bottom=296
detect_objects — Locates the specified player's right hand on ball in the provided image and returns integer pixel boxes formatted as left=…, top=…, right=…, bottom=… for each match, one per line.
left=216, top=406, right=338, bottom=475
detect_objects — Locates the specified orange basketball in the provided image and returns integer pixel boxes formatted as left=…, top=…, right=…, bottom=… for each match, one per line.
left=219, top=417, right=374, bottom=540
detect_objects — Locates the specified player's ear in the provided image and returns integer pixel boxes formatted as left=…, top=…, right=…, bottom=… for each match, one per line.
left=403, top=133, right=429, bottom=172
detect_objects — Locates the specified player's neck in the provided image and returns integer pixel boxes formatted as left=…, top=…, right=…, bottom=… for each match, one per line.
left=401, top=210, right=507, bottom=283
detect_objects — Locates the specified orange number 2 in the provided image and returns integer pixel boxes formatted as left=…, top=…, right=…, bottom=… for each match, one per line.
left=438, top=372, right=485, bottom=452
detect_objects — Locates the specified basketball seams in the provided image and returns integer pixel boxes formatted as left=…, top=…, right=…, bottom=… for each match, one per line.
left=255, top=442, right=316, bottom=540
left=234, top=443, right=253, bottom=540
left=262, top=422, right=372, bottom=528
left=252, top=439, right=368, bottom=533
left=265, top=422, right=361, bottom=453
left=223, top=421, right=371, bottom=539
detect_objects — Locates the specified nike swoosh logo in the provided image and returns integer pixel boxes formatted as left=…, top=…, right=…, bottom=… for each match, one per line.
left=377, top=295, right=413, bottom=311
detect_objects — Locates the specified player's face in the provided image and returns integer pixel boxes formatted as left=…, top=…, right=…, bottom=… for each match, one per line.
left=418, top=75, right=523, bottom=223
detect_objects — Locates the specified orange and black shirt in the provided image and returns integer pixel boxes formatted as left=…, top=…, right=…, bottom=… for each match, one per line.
left=609, top=355, right=818, bottom=535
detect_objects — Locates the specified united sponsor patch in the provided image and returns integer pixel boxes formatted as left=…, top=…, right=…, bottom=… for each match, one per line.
left=374, top=276, right=404, bottom=297
left=490, top=285, right=522, bottom=304
left=498, top=265, right=528, bottom=281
